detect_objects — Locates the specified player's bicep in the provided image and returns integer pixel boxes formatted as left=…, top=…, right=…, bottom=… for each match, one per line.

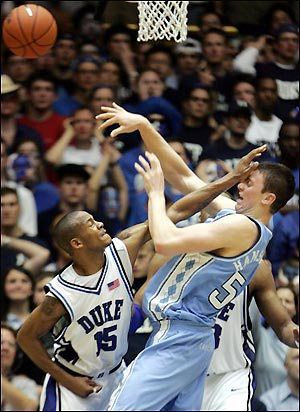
left=21, top=296, right=67, bottom=339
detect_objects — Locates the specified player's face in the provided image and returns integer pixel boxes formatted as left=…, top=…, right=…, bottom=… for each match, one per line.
left=1, top=328, right=17, bottom=372
left=4, top=269, right=33, bottom=302
left=80, top=213, right=112, bottom=250
left=235, top=170, right=266, bottom=214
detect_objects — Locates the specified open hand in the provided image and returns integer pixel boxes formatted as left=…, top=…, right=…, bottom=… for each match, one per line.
left=233, top=145, right=267, bottom=181
left=134, top=152, right=165, bottom=195
left=96, top=103, right=147, bottom=138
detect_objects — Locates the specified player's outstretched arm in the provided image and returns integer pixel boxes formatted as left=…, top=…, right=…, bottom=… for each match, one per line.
left=97, top=103, right=235, bottom=213
left=17, top=297, right=102, bottom=397
left=135, top=152, right=258, bottom=256
left=250, top=260, right=299, bottom=348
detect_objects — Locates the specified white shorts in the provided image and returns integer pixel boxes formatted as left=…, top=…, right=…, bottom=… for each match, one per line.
left=202, top=368, right=254, bottom=411
left=39, top=362, right=126, bottom=411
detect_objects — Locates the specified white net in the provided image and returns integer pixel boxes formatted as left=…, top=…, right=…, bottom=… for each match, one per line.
left=137, top=1, right=189, bottom=43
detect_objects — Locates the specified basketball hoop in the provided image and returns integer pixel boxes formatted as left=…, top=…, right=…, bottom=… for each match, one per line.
left=137, top=1, right=189, bottom=43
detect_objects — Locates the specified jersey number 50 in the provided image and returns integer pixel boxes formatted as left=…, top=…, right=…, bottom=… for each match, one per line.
left=208, top=271, right=246, bottom=310
left=94, top=325, right=117, bottom=356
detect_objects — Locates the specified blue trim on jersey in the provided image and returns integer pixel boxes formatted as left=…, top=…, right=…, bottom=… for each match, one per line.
left=110, top=242, right=133, bottom=301
left=43, top=376, right=57, bottom=411
left=47, top=284, right=74, bottom=321
left=57, top=256, right=108, bottom=294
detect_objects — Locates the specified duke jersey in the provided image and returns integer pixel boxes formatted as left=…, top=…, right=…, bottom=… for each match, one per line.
left=143, top=209, right=272, bottom=327
left=45, top=238, right=133, bottom=378
left=208, top=286, right=255, bottom=375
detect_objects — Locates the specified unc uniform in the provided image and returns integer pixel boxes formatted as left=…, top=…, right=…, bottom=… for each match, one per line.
left=110, top=209, right=272, bottom=411
left=202, top=287, right=256, bottom=411
left=40, top=238, right=133, bottom=411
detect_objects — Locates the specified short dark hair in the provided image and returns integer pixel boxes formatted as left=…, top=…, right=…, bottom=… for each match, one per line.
left=53, top=211, right=84, bottom=254
left=255, top=76, right=277, bottom=90
left=1, top=186, right=19, bottom=200
left=26, top=70, right=58, bottom=92
left=258, top=162, right=295, bottom=214
left=145, top=45, right=176, bottom=66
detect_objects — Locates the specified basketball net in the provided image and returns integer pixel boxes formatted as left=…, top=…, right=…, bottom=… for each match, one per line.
left=137, top=1, right=189, bottom=43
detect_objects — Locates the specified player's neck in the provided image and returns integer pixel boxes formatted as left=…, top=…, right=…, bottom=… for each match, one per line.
left=72, top=253, right=106, bottom=276
left=243, top=208, right=271, bottom=226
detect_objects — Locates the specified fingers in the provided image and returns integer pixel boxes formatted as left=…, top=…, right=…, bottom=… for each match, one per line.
left=98, top=117, right=117, bottom=130
left=246, top=145, right=267, bottom=160
left=138, top=155, right=151, bottom=172
left=111, top=125, right=126, bottom=138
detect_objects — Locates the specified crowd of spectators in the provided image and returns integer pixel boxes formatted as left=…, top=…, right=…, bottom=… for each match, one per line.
left=1, top=1, right=299, bottom=410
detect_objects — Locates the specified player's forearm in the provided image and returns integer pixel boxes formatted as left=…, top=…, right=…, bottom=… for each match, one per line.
left=167, top=172, right=239, bottom=223
left=138, top=120, right=203, bottom=194
left=148, top=193, right=179, bottom=255
left=275, top=321, right=299, bottom=348
left=17, top=330, right=74, bottom=389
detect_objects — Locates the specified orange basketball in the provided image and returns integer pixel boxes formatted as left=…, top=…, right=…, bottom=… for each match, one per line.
left=2, top=4, right=57, bottom=59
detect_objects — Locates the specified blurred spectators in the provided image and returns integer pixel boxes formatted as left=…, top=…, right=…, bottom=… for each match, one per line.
left=246, top=76, right=283, bottom=156
left=10, top=137, right=60, bottom=214
left=45, top=107, right=103, bottom=172
left=259, top=348, right=299, bottom=411
left=18, top=71, right=66, bottom=151
left=1, top=140, right=38, bottom=236
left=1, top=267, right=35, bottom=330
left=251, top=284, right=298, bottom=397
left=1, top=75, right=44, bottom=155
left=234, top=23, right=299, bottom=119
left=1, top=323, right=39, bottom=411
left=231, top=73, right=256, bottom=108
left=196, top=101, right=272, bottom=187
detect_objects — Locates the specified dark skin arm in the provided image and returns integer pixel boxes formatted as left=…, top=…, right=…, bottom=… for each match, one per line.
left=250, top=260, right=299, bottom=347
left=17, top=297, right=102, bottom=398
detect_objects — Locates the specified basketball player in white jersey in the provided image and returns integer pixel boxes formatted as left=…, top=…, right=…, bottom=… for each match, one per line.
left=16, top=155, right=258, bottom=412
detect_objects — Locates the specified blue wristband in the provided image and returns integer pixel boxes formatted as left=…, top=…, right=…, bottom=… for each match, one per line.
left=129, top=303, right=145, bottom=335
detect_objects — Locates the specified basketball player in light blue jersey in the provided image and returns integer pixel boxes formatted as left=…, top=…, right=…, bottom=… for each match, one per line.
left=98, top=104, right=295, bottom=411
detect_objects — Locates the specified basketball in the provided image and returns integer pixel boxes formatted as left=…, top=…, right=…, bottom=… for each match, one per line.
left=2, top=4, right=57, bottom=59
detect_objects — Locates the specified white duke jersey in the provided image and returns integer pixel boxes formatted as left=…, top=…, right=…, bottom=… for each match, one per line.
left=208, top=286, right=255, bottom=375
left=143, top=209, right=272, bottom=327
left=45, top=238, right=133, bottom=378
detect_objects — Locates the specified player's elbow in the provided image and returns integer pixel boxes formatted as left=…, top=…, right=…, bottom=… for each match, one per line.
left=153, top=240, right=174, bottom=256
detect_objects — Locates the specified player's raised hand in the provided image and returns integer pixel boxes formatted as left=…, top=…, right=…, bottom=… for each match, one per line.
left=96, top=103, right=148, bottom=138
left=65, top=376, right=102, bottom=398
left=233, top=145, right=267, bottom=181
left=134, top=151, right=165, bottom=195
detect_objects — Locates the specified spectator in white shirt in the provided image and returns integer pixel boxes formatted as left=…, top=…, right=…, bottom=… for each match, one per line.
left=45, top=106, right=103, bottom=173
left=246, top=77, right=283, bottom=156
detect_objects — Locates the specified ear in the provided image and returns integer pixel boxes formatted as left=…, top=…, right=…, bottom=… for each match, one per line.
left=262, top=192, right=276, bottom=207
left=70, top=237, right=83, bottom=250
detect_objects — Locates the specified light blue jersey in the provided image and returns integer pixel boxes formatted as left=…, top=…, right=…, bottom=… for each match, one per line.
left=143, top=209, right=272, bottom=327
left=110, top=209, right=272, bottom=411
